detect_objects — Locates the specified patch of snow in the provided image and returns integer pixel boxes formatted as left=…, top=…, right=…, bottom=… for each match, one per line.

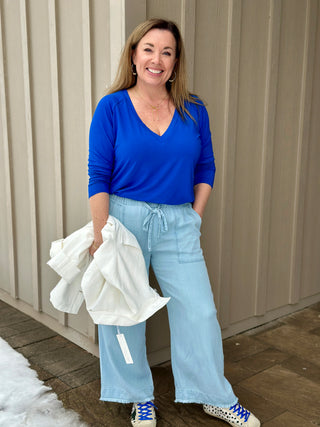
left=0, top=338, right=87, bottom=426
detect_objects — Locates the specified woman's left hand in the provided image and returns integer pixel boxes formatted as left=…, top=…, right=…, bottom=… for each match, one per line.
left=193, top=183, right=212, bottom=219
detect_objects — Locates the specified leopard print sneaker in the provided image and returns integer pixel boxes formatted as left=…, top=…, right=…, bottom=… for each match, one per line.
left=203, top=402, right=260, bottom=426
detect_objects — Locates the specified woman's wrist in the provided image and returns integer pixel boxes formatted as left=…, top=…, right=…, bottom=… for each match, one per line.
left=92, top=240, right=101, bottom=249
left=193, top=183, right=212, bottom=218
left=192, top=206, right=203, bottom=218
left=93, top=233, right=103, bottom=244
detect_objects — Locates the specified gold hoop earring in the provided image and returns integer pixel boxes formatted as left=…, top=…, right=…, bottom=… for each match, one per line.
left=131, top=64, right=137, bottom=76
left=168, top=71, right=176, bottom=83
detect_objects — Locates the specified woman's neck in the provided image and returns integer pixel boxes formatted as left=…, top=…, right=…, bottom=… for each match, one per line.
left=133, top=82, right=168, bottom=103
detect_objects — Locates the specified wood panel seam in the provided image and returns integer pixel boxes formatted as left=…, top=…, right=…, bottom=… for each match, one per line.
left=0, top=3, right=17, bottom=299
left=20, top=0, right=40, bottom=311
left=289, top=0, right=316, bottom=304
left=254, top=0, right=281, bottom=315
left=219, top=0, right=242, bottom=328
left=48, top=0, right=66, bottom=326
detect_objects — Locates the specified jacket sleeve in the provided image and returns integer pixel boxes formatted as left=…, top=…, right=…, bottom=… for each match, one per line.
left=47, top=223, right=93, bottom=283
left=194, top=104, right=216, bottom=187
left=47, top=223, right=94, bottom=314
left=88, top=96, right=115, bottom=197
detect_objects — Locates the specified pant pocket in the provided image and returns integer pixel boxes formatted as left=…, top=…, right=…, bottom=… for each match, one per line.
left=176, top=207, right=204, bottom=263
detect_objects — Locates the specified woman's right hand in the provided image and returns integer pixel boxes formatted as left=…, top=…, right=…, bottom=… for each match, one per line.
left=89, top=192, right=109, bottom=256
left=89, top=237, right=103, bottom=256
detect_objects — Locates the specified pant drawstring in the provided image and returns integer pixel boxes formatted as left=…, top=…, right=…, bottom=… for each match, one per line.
left=142, top=205, right=168, bottom=251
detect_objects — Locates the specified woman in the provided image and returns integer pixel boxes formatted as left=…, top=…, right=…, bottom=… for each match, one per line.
left=88, top=18, right=260, bottom=427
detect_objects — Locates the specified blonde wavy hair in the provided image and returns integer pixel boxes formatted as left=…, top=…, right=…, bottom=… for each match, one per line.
left=106, top=18, right=200, bottom=119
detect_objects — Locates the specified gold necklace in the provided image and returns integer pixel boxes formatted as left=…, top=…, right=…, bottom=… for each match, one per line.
left=134, top=89, right=169, bottom=122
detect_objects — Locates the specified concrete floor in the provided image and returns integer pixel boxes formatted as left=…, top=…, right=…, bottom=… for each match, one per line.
left=0, top=299, right=319, bottom=426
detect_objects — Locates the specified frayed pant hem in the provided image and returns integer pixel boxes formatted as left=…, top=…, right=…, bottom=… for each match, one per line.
left=175, top=391, right=238, bottom=408
left=100, top=397, right=133, bottom=404
left=100, top=394, right=154, bottom=404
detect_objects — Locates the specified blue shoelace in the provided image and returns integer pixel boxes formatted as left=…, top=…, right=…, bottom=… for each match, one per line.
left=136, top=401, right=157, bottom=420
left=229, top=403, right=250, bottom=422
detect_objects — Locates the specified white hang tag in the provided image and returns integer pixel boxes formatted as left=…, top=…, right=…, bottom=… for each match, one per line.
left=117, top=333, right=134, bottom=364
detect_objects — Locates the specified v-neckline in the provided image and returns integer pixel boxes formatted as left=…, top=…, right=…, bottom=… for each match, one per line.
left=125, top=89, right=177, bottom=138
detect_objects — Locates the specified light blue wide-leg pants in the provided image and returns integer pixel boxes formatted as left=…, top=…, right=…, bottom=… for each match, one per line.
left=98, top=194, right=237, bottom=407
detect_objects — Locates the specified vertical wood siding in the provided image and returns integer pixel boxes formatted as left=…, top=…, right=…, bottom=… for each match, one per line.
left=0, top=0, right=319, bottom=363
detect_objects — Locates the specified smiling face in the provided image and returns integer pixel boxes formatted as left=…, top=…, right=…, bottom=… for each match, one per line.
left=132, top=28, right=177, bottom=89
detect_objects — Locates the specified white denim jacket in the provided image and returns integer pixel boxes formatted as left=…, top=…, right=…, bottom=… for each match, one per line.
left=47, top=216, right=170, bottom=326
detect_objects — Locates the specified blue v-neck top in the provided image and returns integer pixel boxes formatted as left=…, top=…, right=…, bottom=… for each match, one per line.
left=88, top=90, right=215, bottom=204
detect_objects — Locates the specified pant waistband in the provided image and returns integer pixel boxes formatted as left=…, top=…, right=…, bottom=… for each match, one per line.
left=109, top=194, right=191, bottom=210
left=109, top=194, right=191, bottom=252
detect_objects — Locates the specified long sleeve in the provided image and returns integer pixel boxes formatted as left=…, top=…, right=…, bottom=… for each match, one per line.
left=194, top=105, right=216, bottom=187
left=88, top=98, right=116, bottom=197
